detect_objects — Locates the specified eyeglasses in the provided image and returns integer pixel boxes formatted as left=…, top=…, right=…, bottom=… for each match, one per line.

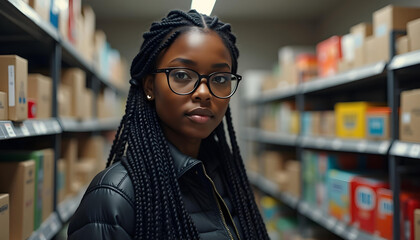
left=153, top=67, right=242, bottom=99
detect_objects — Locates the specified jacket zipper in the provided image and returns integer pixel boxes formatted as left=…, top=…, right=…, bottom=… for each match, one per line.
left=201, top=165, right=241, bottom=240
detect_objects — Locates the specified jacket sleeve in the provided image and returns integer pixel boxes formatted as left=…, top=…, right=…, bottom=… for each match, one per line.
left=67, top=164, right=135, bottom=239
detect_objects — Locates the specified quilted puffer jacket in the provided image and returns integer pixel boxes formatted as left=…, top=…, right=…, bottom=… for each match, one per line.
left=67, top=143, right=244, bottom=240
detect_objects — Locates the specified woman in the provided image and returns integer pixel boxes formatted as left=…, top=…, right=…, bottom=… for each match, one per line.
left=68, top=9, right=268, bottom=240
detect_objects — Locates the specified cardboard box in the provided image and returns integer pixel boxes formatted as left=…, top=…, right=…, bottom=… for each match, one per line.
left=350, top=175, right=389, bottom=234
left=42, top=149, right=54, bottom=221
left=0, top=160, right=35, bottom=240
left=320, top=111, right=335, bottom=137
left=61, top=138, right=78, bottom=195
left=78, top=136, right=105, bottom=172
left=0, top=91, right=7, bottom=120
left=400, top=89, right=420, bottom=142
left=335, top=102, right=383, bottom=139
left=316, top=36, right=342, bottom=77
left=262, top=151, right=288, bottom=180
left=405, top=199, right=420, bottom=240
left=373, top=5, right=420, bottom=60
left=415, top=209, right=420, bottom=240
left=397, top=35, right=410, bottom=55
left=285, top=160, right=300, bottom=198
left=57, top=0, right=69, bottom=39
left=341, top=34, right=355, bottom=63
left=61, top=68, right=85, bottom=119
left=82, top=5, right=95, bottom=62
left=28, top=0, right=51, bottom=22
left=0, top=55, right=28, bottom=121
left=0, top=194, right=9, bottom=240
left=75, top=159, right=96, bottom=185
left=408, top=18, right=420, bottom=52
left=351, top=23, right=372, bottom=68
left=327, top=169, right=358, bottom=223
left=365, top=35, right=389, bottom=64
left=56, top=159, right=66, bottom=204
left=58, top=84, right=72, bottom=117
left=28, top=74, right=52, bottom=119
left=366, top=107, right=391, bottom=140
left=0, top=151, right=44, bottom=230
left=311, top=111, right=321, bottom=136
left=82, top=88, right=93, bottom=120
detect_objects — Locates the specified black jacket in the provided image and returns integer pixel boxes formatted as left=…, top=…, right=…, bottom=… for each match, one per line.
left=67, top=144, right=244, bottom=239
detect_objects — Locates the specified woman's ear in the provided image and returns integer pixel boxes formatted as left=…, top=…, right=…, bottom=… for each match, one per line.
left=143, top=74, right=155, bottom=100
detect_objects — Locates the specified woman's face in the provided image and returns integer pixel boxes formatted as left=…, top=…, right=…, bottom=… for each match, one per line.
left=144, top=29, right=232, bottom=145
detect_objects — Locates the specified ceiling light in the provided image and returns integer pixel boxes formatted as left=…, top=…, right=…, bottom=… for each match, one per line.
left=190, top=0, right=216, bottom=16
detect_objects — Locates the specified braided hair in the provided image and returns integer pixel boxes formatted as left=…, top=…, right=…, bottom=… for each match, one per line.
left=107, top=9, right=269, bottom=239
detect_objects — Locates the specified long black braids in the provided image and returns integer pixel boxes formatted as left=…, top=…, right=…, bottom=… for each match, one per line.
left=106, top=9, right=268, bottom=239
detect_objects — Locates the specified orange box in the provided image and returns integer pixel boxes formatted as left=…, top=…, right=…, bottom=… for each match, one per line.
left=316, top=36, right=342, bottom=77
left=351, top=176, right=389, bottom=234
left=375, top=188, right=393, bottom=239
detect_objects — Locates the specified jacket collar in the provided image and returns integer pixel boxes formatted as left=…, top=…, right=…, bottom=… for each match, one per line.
left=167, top=141, right=220, bottom=179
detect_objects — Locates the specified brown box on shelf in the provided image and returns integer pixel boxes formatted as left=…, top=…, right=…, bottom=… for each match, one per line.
left=82, top=6, right=95, bottom=63
left=61, top=138, right=78, bottom=195
left=365, top=35, right=388, bottom=64
left=0, top=194, right=9, bottom=240
left=58, top=0, right=69, bottom=40
left=0, top=91, right=7, bottom=120
left=396, top=35, right=410, bottom=55
left=373, top=5, right=420, bottom=61
left=58, top=84, right=72, bottom=118
left=57, top=159, right=66, bottom=204
left=0, top=160, right=35, bottom=240
left=320, top=111, right=335, bottom=137
left=61, top=68, right=86, bottom=119
left=262, top=151, right=286, bottom=180
left=311, top=111, right=321, bottom=136
left=28, top=0, right=51, bottom=22
left=82, top=88, right=93, bottom=120
left=0, top=55, right=28, bottom=121
left=415, top=209, right=420, bottom=240
left=408, top=18, right=420, bottom=51
left=28, top=74, right=52, bottom=119
left=400, top=89, right=420, bottom=143
left=75, top=159, right=96, bottom=185
left=42, top=149, right=54, bottom=221
left=79, top=136, right=105, bottom=171
left=285, top=160, right=300, bottom=198
left=351, top=23, right=372, bottom=68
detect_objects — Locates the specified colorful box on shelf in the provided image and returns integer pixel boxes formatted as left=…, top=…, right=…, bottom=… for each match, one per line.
left=350, top=175, right=389, bottom=234
left=28, top=98, right=37, bottom=119
left=0, top=194, right=9, bottom=240
left=295, top=53, right=318, bottom=82
left=316, top=36, right=342, bottom=77
left=400, top=88, right=420, bottom=143
left=375, top=188, right=393, bottom=240
left=0, top=160, right=35, bottom=240
left=366, top=107, right=391, bottom=140
left=0, top=55, right=28, bottom=121
left=335, top=102, right=384, bottom=139
left=327, top=169, right=358, bottom=224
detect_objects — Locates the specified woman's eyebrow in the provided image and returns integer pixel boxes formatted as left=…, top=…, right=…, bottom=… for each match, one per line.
left=211, top=63, right=230, bottom=70
left=169, top=58, right=231, bottom=70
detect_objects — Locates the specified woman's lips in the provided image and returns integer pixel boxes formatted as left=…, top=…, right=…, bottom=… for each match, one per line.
left=185, top=108, right=214, bottom=124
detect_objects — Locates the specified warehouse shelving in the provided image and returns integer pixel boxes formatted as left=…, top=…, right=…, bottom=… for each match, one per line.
left=247, top=171, right=386, bottom=240
left=243, top=30, right=420, bottom=239
left=0, top=1, right=125, bottom=239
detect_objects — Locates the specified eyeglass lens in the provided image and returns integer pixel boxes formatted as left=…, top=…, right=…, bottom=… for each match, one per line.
left=168, top=69, right=238, bottom=98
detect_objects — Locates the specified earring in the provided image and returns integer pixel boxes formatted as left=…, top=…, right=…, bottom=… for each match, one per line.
left=147, top=95, right=152, bottom=100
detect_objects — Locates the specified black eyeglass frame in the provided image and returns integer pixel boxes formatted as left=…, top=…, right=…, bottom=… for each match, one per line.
left=153, top=67, right=242, bottom=99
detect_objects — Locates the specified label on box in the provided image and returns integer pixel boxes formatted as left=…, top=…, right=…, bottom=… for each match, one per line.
left=368, top=118, right=385, bottom=136
left=8, top=65, right=15, bottom=107
left=378, top=198, right=393, bottom=216
left=356, top=186, right=375, bottom=210
left=402, top=112, right=411, bottom=124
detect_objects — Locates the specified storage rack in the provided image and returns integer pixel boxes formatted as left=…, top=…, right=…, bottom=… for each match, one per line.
left=242, top=31, right=420, bottom=240
left=0, top=0, right=127, bottom=239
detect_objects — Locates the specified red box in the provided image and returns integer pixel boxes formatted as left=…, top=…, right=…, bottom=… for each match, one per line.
left=375, top=188, right=393, bottom=239
left=28, top=99, right=36, bottom=119
left=316, top=36, right=342, bottom=77
left=350, top=175, right=389, bottom=234
left=403, top=198, right=420, bottom=240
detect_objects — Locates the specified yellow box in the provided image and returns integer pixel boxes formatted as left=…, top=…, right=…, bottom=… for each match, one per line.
left=335, top=102, right=383, bottom=139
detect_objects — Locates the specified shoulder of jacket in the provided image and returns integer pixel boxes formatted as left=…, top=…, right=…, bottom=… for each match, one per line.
left=86, top=161, right=135, bottom=207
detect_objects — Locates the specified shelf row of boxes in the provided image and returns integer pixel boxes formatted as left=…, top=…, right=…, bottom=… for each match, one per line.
left=248, top=148, right=420, bottom=240
left=258, top=4, right=420, bottom=92
left=22, top=0, right=127, bottom=88
left=257, top=89, right=420, bottom=143
left=0, top=135, right=107, bottom=240
left=0, top=55, right=124, bottom=122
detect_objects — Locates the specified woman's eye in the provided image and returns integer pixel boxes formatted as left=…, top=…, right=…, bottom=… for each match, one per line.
left=173, top=71, right=192, bottom=80
left=212, top=75, right=229, bottom=84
